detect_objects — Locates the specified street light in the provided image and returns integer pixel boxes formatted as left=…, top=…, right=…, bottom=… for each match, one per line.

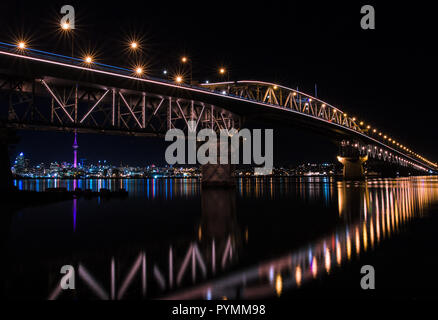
left=219, top=67, right=229, bottom=81
left=181, top=56, right=192, bottom=84
left=84, top=56, right=93, bottom=64
left=60, top=22, right=74, bottom=57
left=135, top=67, right=143, bottom=75
left=17, top=41, right=26, bottom=49
left=175, top=75, right=183, bottom=83
left=130, top=42, right=139, bottom=50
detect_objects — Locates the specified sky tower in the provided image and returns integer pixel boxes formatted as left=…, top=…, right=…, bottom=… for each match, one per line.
left=73, top=130, right=78, bottom=168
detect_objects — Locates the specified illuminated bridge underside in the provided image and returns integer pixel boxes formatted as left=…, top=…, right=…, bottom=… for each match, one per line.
left=0, top=44, right=436, bottom=173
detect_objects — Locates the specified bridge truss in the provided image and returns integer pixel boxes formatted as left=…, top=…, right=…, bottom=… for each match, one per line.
left=0, top=76, right=239, bottom=136
left=202, top=81, right=437, bottom=172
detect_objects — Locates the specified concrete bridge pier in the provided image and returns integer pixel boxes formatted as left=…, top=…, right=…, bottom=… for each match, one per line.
left=337, top=155, right=368, bottom=180
left=201, top=139, right=236, bottom=188
left=201, top=164, right=235, bottom=187
left=0, top=127, right=18, bottom=192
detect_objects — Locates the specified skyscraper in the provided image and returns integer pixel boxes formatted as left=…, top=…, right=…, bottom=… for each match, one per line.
left=73, top=131, right=78, bottom=168
left=13, top=152, right=30, bottom=174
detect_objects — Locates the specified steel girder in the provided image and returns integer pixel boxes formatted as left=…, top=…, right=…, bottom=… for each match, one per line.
left=202, top=81, right=434, bottom=173
left=203, top=81, right=362, bottom=132
left=0, top=75, right=240, bottom=136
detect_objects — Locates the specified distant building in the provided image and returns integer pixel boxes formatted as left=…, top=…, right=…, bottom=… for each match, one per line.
left=13, top=152, right=30, bottom=175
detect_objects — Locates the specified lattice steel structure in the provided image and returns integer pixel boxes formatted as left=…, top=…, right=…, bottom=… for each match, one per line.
left=0, top=77, right=239, bottom=136
left=202, top=81, right=437, bottom=172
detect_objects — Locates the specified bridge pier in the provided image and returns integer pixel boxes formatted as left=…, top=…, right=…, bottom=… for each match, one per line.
left=337, top=155, right=368, bottom=180
left=0, top=128, right=18, bottom=192
left=201, top=164, right=235, bottom=187
left=200, top=139, right=236, bottom=187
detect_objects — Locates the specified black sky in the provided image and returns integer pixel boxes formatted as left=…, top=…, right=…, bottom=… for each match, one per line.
left=1, top=1, right=436, bottom=166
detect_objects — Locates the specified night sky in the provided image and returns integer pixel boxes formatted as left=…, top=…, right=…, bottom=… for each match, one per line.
left=1, top=1, right=436, bottom=166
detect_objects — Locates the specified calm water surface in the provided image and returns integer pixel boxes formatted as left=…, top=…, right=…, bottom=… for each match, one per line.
left=4, top=176, right=438, bottom=299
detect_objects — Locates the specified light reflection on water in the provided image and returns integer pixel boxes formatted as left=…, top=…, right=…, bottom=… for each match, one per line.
left=13, top=178, right=199, bottom=199
left=7, top=176, right=438, bottom=299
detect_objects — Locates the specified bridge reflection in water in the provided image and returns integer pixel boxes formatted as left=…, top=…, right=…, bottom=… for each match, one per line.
left=7, top=177, right=438, bottom=299
left=166, top=177, right=438, bottom=300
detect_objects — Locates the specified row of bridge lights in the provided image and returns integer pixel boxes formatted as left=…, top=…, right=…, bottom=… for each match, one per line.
left=271, top=86, right=437, bottom=168
left=349, top=115, right=437, bottom=167
left=352, top=118, right=438, bottom=167
left=16, top=39, right=227, bottom=85
left=70, top=21, right=228, bottom=83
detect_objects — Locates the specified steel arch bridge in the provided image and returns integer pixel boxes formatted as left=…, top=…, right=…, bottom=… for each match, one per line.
left=0, top=41, right=436, bottom=176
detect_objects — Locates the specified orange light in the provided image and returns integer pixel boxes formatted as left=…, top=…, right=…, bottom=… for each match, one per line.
left=84, top=56, right=93, bottom=64
left=219, top=67, right=226, bottom=74
left=135, top=67, right=143, bottom=75
left=61, top=22, right=70, bottom=30
left=130, top=42, right=138, bottom=49
left=181, top=56, right=188, bottom=63
left=175, top=76, right=183, bottom=83
left=17, top=41, right=26, bottom=49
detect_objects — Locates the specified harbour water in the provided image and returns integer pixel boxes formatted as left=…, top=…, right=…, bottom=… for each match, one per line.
left=4, top=176, right=438, bottom=299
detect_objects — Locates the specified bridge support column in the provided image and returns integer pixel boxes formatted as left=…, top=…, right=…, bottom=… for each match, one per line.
left=0, top=128, right=18, bottom=192
left=337, top=155, right=368, bottom=180
left=201, top=140, right=236, bottom=188
left=201, top=164, right=235, bottom=187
